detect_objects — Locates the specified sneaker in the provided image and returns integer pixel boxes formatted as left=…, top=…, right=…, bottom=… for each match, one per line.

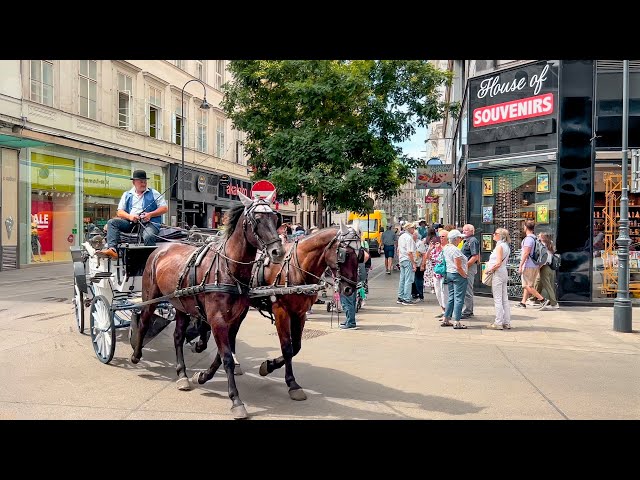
left=486, top=323, right=503, bottom=330
left=461, top=312, right=474, bottom=318
left=503, top=324, right=512, bottom=330
left=386, top=270, right=391, bottom=275
left=339, top=324, right=358, bottom=330
left=515, top=302, right=526, bottom=308
left=538, top=298, right=550, bottom=309
left=553, top=304, right=560, bottom=310
left=396, top=299, right=404, bottom=304
left=400, top=300, right=413, bottom=306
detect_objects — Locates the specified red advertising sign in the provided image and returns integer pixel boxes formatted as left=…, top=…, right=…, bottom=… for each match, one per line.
left=31, top=200, right=53, bottom=253
left=472, top=92, right=554, bottom=127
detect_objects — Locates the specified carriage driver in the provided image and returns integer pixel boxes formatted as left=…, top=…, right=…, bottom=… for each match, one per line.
left=98, top=169, right=168, bottom=259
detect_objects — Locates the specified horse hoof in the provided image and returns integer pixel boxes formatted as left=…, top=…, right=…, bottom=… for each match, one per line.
left=289, top=388, right=307, bottom=401
left=130, top=355, right=140, bottom=364
left=191, top=371, right=204, bottom=385
left=231, top=404, right=249, bottom=420
left=234, top=364, right=243, bottom=376
left=259, top=361, right=269, bottom=376
left=176, top=377, right=192, bottom=391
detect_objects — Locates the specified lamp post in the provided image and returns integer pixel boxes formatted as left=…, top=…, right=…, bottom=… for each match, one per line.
left=180, top=79, right=210, bottom=228
left=614, top=60, right=633, bottom=332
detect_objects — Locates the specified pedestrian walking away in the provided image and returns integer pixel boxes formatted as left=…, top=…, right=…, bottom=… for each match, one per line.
left=381, top=225, right=397, bottom=274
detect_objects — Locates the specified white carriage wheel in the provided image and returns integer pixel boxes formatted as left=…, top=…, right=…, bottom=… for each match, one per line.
left=73, top=277, right=85, bottom=334
left=89, top=295, right=116, bottom=364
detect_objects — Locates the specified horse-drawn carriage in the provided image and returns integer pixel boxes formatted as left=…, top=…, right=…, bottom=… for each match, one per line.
left=71, top=224, right=201, bottom=364
left=71, top=193, right=362, bottom=418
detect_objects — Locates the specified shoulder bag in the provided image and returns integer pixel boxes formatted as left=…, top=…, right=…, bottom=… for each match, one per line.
left=482, top=246, right=507, bottom=286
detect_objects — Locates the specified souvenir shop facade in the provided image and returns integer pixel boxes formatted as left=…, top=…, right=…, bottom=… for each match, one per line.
left=455, top=59, right=640, bottom=304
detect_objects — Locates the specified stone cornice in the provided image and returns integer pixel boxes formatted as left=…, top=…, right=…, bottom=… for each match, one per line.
left=142, top=71, right=170, bottom=87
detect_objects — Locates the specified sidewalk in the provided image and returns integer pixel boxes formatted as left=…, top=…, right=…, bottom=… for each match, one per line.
left=0, top=258, right=639, bottom=419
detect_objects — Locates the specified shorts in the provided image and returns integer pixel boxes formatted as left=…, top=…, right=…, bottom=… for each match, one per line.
left=521, top=267, right=540, bottom=287
left=383, top=245, right=395, bottom=258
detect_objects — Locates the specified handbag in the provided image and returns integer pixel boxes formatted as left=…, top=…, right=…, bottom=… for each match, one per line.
left=482, top=269, right=495, bottom=286
left=483, top=247, right=507, bottom=286
left=434, top=255, right=446, bottom=276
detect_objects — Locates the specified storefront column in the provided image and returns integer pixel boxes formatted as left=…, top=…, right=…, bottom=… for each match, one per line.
left=556, top=60, right=595, bottom=301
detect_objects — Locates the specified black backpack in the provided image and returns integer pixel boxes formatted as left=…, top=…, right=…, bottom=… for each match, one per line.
left=548, top=253, right=561, bottom=271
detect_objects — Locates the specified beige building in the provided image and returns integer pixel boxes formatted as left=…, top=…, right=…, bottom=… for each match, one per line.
left=0, top=60, right=296, bottom=269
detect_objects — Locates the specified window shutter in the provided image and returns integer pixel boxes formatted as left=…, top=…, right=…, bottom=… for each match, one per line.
left=157, top=106, right=163, bottom=140
left=172, top=114, right=177, bottom=143
left=144, top=99, right=150, bottom=136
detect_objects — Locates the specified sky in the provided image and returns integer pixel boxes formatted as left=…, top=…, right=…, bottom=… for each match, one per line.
left=397, top=125, right=429, bottom=160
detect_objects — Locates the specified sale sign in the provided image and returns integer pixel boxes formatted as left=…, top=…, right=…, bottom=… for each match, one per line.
left=31, top=200, right=53, bottom=253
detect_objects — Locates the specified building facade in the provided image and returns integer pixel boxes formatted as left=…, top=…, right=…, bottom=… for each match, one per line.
left=0, top=60, right=296, bottom=269
left=446, top=59, right=640, bottom=304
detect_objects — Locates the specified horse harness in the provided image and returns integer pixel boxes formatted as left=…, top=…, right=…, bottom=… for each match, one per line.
left=249, top=228, right=361, bottom=322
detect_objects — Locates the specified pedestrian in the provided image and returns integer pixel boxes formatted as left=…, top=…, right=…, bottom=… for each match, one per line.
left=440, top=229, right=469, bottom=329
left=393, top=225, right=401, bottom=270
left=411, top=231, right=427, bottom=301
left=381, top=224, right=397, bottom=274
left=536, top=232, right=560, bottom=310
left=417, top=220, right=428, bottom=240
left=359, top=236, right=371, bottom=302
left=423, top=226, right=437, bottom=294
left=396, top=222, right=417, bottom=306
left=460, top=224, right=480, bottom=319
left=339, top=289, right=358, bottom=330
left=516, top=220, right=550, bottom=309
left=428, top=228, right=449, bottom=318
left=486, top=227, right=512, bottom=330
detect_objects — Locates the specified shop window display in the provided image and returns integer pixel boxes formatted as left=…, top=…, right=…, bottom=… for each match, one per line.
left=592, top=164, right=640, bottom=300
left=472, top=165, right=557, bottom=298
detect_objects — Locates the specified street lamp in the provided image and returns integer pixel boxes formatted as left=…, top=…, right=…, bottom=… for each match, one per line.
left=181, top=78, right=210, bottom=228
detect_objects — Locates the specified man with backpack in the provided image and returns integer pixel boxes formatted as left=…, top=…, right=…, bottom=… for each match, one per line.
left=516, top=219, right=550, bottom=309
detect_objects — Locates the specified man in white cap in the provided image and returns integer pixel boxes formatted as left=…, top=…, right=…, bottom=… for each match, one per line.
left=396, top=222, right=417, bottom=305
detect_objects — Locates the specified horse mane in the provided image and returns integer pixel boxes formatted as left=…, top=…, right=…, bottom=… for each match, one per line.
left=222, top=204, right=245, bottom=238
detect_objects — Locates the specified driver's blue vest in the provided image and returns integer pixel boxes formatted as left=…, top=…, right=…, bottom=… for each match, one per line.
left=123, top=189, right=161, bottom=225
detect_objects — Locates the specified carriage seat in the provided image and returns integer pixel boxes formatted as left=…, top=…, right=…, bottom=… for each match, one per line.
left=117, top=225, right=189, bottom=245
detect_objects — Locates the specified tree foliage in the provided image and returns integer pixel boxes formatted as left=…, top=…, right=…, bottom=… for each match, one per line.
left=221, top=60, right=458, bottom=216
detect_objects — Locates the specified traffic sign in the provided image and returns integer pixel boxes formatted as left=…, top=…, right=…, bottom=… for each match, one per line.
left=250, top=180, right=276, bottom=201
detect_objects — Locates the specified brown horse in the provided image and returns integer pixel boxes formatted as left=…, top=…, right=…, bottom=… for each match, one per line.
left=190, top=222, right=361, bottom=401
left=131, top=192, right=285, bottom=419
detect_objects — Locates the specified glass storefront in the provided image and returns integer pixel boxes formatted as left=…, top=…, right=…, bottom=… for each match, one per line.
left=468, top=159, right=557, bottom=298
left=592, top=162, right=640, bottom=301
left=19, top=144, right=165, bottom=265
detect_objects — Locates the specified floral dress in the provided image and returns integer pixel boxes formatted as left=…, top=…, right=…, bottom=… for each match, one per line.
left=429, top=243, right=444, bottom=285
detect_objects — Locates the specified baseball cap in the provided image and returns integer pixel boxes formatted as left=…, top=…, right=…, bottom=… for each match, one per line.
left=447, top=229, right=464, bottom=241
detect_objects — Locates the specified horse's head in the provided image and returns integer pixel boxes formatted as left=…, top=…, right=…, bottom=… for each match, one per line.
left=324, top=220, right=360, bottom=297
left=238, top=191, right=285, bottom=263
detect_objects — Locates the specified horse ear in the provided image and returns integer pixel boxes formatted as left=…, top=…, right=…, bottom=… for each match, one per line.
left=339, top=219, right=349, bottom=235
left=264, top=191, right=275, bottom=204
left=352, top=219, right=361, bottom=233
left=238, top=191, right=253, bottom=208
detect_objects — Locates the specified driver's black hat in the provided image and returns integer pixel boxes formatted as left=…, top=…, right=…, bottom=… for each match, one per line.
left=131, top=169, right=150, bottom=180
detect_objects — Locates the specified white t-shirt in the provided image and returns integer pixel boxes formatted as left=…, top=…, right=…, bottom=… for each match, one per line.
left=397, top=231, right=416, bottom=262
left=442, top=244, right=468, bottom=274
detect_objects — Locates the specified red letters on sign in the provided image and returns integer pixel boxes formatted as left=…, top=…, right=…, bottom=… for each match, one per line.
left=226, top=184, right=249, bottom=197
left=472, top=93, right=554, bottom=128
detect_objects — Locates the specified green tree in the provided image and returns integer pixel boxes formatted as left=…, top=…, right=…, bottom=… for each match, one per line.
left=221, top=60, right=458, bottom=228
